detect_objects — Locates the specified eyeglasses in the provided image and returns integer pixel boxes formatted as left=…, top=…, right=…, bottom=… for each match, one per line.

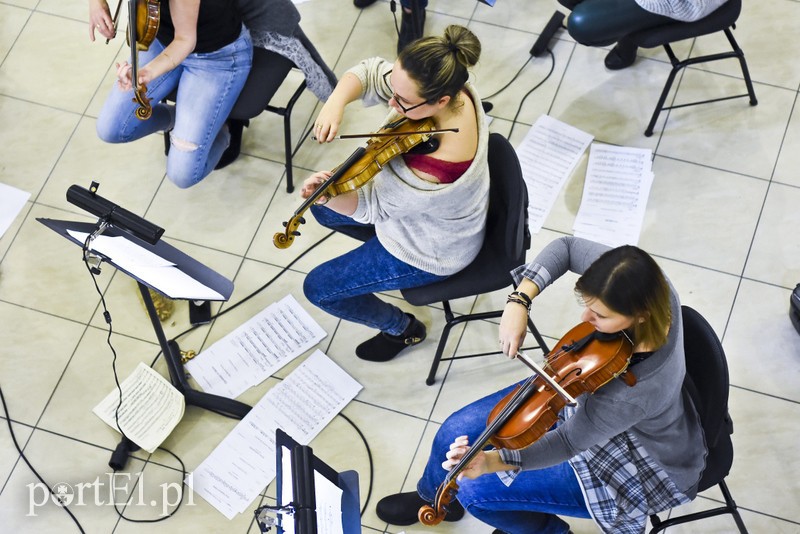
left=383, top=70, right=430, bottom=114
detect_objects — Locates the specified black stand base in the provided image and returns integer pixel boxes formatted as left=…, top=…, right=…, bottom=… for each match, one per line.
left=138, top=283, right=251, bottom=420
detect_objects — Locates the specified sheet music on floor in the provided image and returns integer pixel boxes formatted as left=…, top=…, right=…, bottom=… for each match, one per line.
left=573, top=143, right=654, bottom=247
left=516, top=115, right=594, bottom=234
left=186, top=350, right=362, bottom=519
left=186, top=294, right=326, bottom=399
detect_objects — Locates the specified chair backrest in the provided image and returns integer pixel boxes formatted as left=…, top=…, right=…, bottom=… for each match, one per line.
left=401, top=133, right=530, bottom=305
left=681, top=305, right=735, bottom=489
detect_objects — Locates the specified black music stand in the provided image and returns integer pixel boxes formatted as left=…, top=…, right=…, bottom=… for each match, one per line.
left=38, top=217, right=252, bottom=420
left=266, top=429, right=360, bottom=534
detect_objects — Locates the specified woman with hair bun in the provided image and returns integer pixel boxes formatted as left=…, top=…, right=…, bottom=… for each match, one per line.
left=301, top=25, right=489, bottom=363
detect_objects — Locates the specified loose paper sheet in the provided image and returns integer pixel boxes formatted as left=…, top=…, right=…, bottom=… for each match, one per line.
left=516, top=115, right=594, bottom=234
left=0, top=183, right=31, bottom=239
left=186, top=351, right=362, bottom=519
left=186, top=294, right=326, bottom=399
left=67, top=230, right=224, bottom=300
left=92, top=362, right=185, bottom=453
left=573, top=143, right=654, bottom=247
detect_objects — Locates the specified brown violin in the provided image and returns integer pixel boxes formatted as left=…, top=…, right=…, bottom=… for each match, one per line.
left=273, top=117, right=456, bottom=249
left=418, top=322, right=635, bottom=526
left=108, top=0, right=160, bottom=119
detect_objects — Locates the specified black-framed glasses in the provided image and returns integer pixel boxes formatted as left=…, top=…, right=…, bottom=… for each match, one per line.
left=383, top=70, right=430, bottom=113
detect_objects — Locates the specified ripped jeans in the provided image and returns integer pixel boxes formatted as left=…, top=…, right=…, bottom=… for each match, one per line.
left=96, top=26, right=252, bottom=188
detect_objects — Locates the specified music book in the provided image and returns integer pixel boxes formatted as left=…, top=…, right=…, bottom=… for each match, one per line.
left=92, top=362, right=184, bottom=453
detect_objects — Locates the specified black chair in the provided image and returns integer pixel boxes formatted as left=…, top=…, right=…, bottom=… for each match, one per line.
left=648, top=305, right=748, bottom=533
left=401, top=133, right=550, bottom=385
left=627, top=0, right=757, bottom=136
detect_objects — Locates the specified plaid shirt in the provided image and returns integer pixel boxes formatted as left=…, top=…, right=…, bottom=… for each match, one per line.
left=498, top=405, right=691, bottom=533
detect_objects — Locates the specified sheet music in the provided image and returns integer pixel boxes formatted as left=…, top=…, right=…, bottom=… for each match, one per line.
left=67, top=230, right=224, bottom=300
left=516, top=115, right=594, bottom=233
left=277, top=449, right=344, bottom=534
left=0, top=183, right=30, bottom=239
left=186, top=294, right=326, bottom=399
left=573, top=143, right=654, bottom=247
left=186, top=351, right=362, bottom=519
left=92, top=362, right=185, bottom=453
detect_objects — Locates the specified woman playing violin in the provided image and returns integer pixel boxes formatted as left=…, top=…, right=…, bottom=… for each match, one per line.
left=301, top=25, right=489, bottom=363
left=377, top=236, right=707, bottom=534
left=88, top=0, right=252, bottom=188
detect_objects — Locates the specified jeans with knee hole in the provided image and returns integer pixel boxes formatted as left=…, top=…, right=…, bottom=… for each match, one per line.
left=303, top=205, right=447, bottom=336
left=416, top=382, right=592, bottom=534
left=96, top=26, right=252, bottom=188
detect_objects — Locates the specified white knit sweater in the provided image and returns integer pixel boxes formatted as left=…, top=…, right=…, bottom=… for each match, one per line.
left=635, top=0, right=728, bottom=21
left=346, top=57, right=490, bottom=276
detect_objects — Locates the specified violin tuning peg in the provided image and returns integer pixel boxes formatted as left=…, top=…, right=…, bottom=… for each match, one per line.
left=292, top=231, right=301, bottom=236
left=298, top=217, right=306, bottom=224
left=282, top=221, right=288, bottom=228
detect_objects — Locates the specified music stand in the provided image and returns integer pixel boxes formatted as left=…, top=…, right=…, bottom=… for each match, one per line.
left=267, top=428, right=360, bottom=534
left=37, top=216, right=252, bottom=420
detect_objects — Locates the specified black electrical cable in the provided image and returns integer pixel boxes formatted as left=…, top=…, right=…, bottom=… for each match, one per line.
left=507, top=48, right=556, bottom=141
left=336, top=412, right=374, bottom=516
left=481, top=55, right=534, bottom=101
left=0, top=385, right=86, bottom=534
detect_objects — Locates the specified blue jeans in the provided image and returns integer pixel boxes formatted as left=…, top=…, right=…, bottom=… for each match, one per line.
left=96, top=27, right=252, bottom=188
left=417, top=382, right=592, bottom=534
left=303, top=205, right=447, bottom=336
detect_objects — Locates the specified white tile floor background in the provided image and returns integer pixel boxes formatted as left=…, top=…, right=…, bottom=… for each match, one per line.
left=1, top=0, right=799, bottom=532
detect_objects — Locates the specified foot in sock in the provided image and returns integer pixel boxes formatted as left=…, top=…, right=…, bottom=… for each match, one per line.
left=355, top=313, right=426, bottom=362
left=376, top=491, right=465, bottom=526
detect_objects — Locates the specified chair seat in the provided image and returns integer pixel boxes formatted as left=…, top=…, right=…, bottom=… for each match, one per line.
left=631, top=0, right=741, bottom=48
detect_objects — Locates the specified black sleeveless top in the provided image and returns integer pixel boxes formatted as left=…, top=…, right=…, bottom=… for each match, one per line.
left=156, top=0, right=242, bottom=54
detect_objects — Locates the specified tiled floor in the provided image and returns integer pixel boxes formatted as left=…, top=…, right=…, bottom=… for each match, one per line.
left=1, top=0, right=799, bottom=532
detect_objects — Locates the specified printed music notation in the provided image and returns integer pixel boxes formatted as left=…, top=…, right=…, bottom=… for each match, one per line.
left=186, top=350, right=362, bottom=519
left=185, top=294, right=327, bottom=399
left=573, top=143, right=654, bottom=247
left=516, top=115, right=594, bottom=234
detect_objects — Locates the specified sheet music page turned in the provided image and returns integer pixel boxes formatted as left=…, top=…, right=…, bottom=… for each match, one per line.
left=186, top=351, right=362, bottom=519
left=516, top=115, right=594, bottom=234
left=573, top=143, right=654, bottom=247
left=186, top=294, right=327, bottom=399
left=92, top=362, right=185, bottom=453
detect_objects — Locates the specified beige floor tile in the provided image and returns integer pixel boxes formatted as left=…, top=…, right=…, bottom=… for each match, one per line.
left=0, top=4, right=29, bottom=62
left=0, top=429, right=137, bottom=533
left=0, top=11, right=119, bottom=114
left=743, top=183, right=800, bottom=288
left=639, top=157, right=767, bottom=274
left=724, top=278, right=800, bottom=403
left=774, top=98, right=800, bottom=188
left=0, top=96, right=81, bottom=199
left=0, top=421, right=33, bottom=487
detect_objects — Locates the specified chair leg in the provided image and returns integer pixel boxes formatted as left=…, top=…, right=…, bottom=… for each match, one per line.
left=426, top=301, right=457, bottom=386
left=282, top=80, right=307, bottom=194
left=645, top=44, right=682, bottom=137
left=723, top=28, right=758, bottom=106
left=719, top=479, right=749, bottom=533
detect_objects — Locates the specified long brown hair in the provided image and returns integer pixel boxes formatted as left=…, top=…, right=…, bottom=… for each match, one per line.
left=575, top=245, right=671, bottom=349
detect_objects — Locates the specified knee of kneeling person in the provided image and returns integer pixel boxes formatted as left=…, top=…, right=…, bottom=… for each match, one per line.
left=564, top=10, right=596, bottom=45
left=96, top=118, right=125, bottom=144
left=166, top=137, right=202, bottom=189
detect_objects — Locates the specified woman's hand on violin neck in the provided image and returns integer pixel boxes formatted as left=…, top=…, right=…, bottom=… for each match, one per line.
left=301, top=171, right=334, bottom=205
left=88, top=0, right=115, bottom=41
left=443, top=436, right=514, bottom=480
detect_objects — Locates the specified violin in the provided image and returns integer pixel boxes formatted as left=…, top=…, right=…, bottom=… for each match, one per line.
left=273, top=117, right=455, bottom=249
left=418, top=322, right=635, bottom=526
left=108, top=0, right=161, bottom=120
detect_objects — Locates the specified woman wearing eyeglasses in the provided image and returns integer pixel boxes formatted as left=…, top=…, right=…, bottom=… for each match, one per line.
left=300, top=25, right=489, bottom=363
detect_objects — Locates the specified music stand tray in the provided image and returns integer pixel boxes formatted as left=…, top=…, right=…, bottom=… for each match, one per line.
left=38, top=217, right=251, bottom=419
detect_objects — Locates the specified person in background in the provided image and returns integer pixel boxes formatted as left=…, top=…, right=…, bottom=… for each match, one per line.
left=559, top=0, right=729, bottom=69
left=354, top=0, right=427, bottom=53
left=88, top=0, right=252, bottom=188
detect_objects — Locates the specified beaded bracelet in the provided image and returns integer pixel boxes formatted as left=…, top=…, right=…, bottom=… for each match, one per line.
left=506, top=295, right=531, bottom=312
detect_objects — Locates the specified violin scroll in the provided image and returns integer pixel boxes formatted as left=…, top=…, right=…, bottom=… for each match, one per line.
left=273, top=215, right=305, bottom=249
left=418, top=480, right=459, bottom=526
left=133, top=86, right=153, bottom=120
